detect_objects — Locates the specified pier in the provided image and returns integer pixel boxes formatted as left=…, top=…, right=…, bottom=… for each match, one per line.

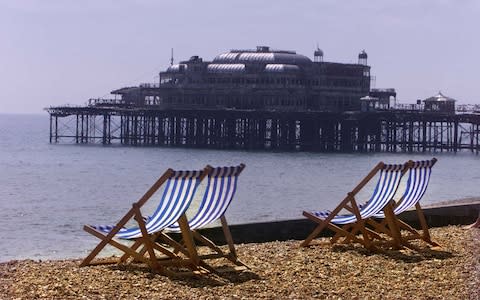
left=45, top=47, right=480, bottom=153
left=46, top=105, right=480, bottom=153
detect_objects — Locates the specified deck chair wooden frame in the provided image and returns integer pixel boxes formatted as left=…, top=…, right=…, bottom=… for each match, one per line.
left=365, top=158, right=440, bottom=249
left=301, top=161, right=410, bottom=250
left=80, top=167, right=211, bottom=276
left=165, top=164, right=248, bottom=274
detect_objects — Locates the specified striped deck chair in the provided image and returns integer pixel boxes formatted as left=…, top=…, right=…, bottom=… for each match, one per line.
left=165, top=164, right=247, bottom=273
left=80, top=167, right=210, bottom=276
left=301, top=161, right=410, bottom=250
left=367, top=158, right=439, bottom=249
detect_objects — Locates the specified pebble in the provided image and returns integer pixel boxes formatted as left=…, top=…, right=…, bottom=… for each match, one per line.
left=0, top=226, right=478, bottom=299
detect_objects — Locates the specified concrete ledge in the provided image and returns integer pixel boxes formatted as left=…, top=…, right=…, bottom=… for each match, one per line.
left=193, top=203, right=480, bottom=245
left=401, top=202, right=480, bottom=228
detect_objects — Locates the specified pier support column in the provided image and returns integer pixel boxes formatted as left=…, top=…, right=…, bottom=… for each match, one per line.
left=49, top=115, right=53, bottom=143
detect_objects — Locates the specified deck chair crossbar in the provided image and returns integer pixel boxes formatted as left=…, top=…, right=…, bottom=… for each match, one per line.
left=301, top=161, right=409, bottom=249
left=80, top=167, right=209, bottom=274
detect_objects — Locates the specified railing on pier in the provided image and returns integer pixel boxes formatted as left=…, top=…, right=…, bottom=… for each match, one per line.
left=390, top=103, right=480, bottom=115
left=139, top=83, right=160, bottom=88
left=456, top=104, right=480, bottom=114
left=391, top=103, right=424, bottom=111
left=86, top=96, right=480, bottom=116
left=88, top=98, right=162, bottom=106
left=88, top=98, right=126, bottom=106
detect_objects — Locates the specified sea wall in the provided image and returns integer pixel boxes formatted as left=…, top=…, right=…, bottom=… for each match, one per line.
left=193, top=202, right=480, bottom=245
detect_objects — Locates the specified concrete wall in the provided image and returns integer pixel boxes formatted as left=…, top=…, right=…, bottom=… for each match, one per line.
left=192, top=203, right=480, bottom=245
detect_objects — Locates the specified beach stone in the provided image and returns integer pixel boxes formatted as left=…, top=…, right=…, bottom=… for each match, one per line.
left=0, top=226, right=478, bottom=299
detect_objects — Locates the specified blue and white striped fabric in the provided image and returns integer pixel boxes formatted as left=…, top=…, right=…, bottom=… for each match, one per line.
left=310, top=163, right=406, bottom=225
left=372, top=160, right=434, bottom=218
left=167, top=165, right=243, bottom=233
left=92, top=170, right=204, bottom=239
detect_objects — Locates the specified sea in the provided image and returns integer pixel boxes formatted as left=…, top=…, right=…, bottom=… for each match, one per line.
left=1, top=113, right=479, bottom=262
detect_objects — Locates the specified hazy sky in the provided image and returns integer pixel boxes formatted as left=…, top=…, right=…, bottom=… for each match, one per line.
left=1, top=0, right=479, bottom=114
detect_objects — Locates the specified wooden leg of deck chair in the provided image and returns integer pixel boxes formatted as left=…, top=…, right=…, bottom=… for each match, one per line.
left=301, top=222, right=328, bottom=247
left=383, top=202, right=403, bottom=249
left=80, top=208, right=138, bottom=267
left=302, top=208, right=344, bottom=247
left=154, top=234, right=214, bottom=275
left=157, top=233, right=191, bottom=257
left=368, top=218, right=429, bottom=250
left=349, top=198, right=374, bottom=249
left=388, top=208, right=440, bottom=248
left=333, top=221, right=385, bottom=245
left=325, top=221, right=371, bottom=247
left=83, top=226, right=151, bottom=265
left=335, top=223, right=360, bottom=244
left=396, top=218, right=440, bottom=247
left=302, top=210, right=366, bottom=247
left=147, top=232, right=189, bottom=259
left=192, top=231, right=224, bottom=254
left=115, top=230, right=205, bottom=276
left=333, top=226, right=354, bottom=244
left=415, top=203, right=439, bottom=246
left=301, top=192, right=361, bottom=247
left=396, top=221, right=419, bottom=235
left=189, top=231, right=248, bottom=273
left=118, top=233, right=150, bottom=264
left=221, top=216, right=249, bottom=268
left=177, top=214, right=200, bottom=266
left=345, top=220, right=376, bottom=250
left=331, top=223, right=352, bottom=244
left=220, top=216, right=237, bottom=259
left=301, top=211, right=334, bottom=247
left=118, top=231, right=166, bottom=264
left=348, top=222, right=384, bottom=242
left=366, top=218, right=391, bottom=236
left=332, top=205, right=361, bottom=244
left=119, top=239, right=143, bottom=263
left=133, top=204, right=161, bottom=271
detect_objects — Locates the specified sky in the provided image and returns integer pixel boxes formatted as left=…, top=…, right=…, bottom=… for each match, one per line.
left=0, top=0, right=479, bottom=114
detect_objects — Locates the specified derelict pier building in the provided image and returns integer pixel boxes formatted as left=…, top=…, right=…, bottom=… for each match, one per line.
left=112, top=46, right=371, bottom=112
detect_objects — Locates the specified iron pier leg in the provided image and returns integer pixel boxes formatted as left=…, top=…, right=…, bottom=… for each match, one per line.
left=49, top=114, right=53, bottom=143
left=55, top=116, right=58, bottom=143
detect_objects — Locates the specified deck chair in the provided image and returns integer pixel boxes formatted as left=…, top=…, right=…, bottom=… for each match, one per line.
left=80, top=167, right=210, bottom=276
left=301, top=162, right=409, bottom=250
left=165, top=164, right=247, bottom=273
left=367, top=158, right=439, bottom=249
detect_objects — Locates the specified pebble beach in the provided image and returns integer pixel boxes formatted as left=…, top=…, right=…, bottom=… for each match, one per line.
left=1, top=226, right=479, bottom=299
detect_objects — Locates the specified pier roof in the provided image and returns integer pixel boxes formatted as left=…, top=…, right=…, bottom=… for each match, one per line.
left=424, top=91, right=457, bottom=102
left=213, top=46, right=312, bottom=65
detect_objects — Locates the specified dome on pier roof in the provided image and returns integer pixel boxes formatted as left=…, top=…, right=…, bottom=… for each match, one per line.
left=264, top=64, right=300, bottom=72
left=358, top=50, right=368, bottom=59
left=166, top=64, right=187, bottom=73
left=424, top=91, right=457, bottom=102
left=213, top=47, right=311, bottom=65
left=207, top=64, right=245, bottom=73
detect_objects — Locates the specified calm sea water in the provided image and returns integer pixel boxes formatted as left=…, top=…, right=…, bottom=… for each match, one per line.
left=1, top=113, right=479, bottom=262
